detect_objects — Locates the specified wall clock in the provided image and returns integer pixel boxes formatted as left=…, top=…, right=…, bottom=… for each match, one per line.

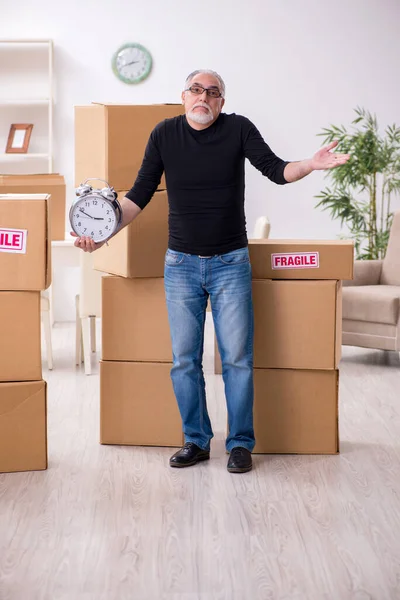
left=112, top=43, right=152, bottom=84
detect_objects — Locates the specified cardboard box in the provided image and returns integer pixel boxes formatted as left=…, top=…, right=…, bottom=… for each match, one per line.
left=0, top=380, right=47, bottom=473
left=0, top=194, right=51, bottom=291
left=102, top=276, right=172, bottom=362
left=100, top=361, right=183, bottom=447
left=253, top=369, right=338, bottom=454
left=214, top=280, right=342, bottom=372
left=93, top=190, right=168, bottom=278
left=249, top=239, right=354, bottom=280
left=0, top=291, right=41, bottom=382
left=253, top=280, right=342, bottom=369
left=0, top=174, right=66, bottom=241
left=75, top=103, right=185, bottom=191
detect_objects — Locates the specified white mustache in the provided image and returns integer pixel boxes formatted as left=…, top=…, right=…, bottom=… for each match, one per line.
left=192, top=103, right=212, bottom=114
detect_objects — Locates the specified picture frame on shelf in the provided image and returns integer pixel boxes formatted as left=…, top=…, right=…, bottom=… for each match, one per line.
left=5, top=124, right=34, bottom=153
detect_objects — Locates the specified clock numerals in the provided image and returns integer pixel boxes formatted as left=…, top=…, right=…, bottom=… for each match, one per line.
left=70, top=179, right=123, bottom=242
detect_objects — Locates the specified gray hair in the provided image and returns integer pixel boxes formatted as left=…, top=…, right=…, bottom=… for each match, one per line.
left=184, top=70, right=226, bottom=98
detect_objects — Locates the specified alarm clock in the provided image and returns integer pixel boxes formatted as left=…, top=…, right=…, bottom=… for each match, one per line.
left=112, top=43, right=152, bottom=84
left=70, top=178, right=123, bottom=243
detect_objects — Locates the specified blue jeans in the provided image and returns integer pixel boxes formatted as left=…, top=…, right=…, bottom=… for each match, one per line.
left=164, top=246, right=255, bottom=453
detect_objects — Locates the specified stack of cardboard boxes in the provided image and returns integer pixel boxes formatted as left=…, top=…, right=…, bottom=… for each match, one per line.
left=0, top=174, right=66, bottom=240
left=0, top=194, right=51, bottom=473
left=97, top=197, right=183, bottom=448
left=215, top=239, right=354, bottom=454
left=74, top=103, right=185, bottom=448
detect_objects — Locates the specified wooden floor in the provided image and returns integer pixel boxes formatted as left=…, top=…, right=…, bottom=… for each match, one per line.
left=1, top=315, right=400, bottom=600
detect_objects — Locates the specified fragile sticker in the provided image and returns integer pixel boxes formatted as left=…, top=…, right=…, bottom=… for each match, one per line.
left=0, top=228, right=28, bottom=254
left=271, top=252, right=319, bottom=270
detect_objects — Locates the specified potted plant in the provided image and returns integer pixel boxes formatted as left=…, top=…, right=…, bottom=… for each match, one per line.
left=315, top=107, right=400, bottom=259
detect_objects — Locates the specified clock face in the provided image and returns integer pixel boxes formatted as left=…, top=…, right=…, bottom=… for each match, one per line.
left=70, top=195, right=119, bottom=243
left=112, top=43, right=152, bottom=84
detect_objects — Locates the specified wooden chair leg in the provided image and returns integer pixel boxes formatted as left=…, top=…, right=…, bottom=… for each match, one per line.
left=75, top=295, right=82, bottom=366
left=81, top=317, right=92, bottom=375
left=90, top=316, right=96, bottom=353
left=42, top=302, right=53, bottom=370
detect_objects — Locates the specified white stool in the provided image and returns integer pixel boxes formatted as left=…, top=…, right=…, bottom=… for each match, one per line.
left=40, top=292, right=53, bottom=370
left=75, top=251, right=104, bottom=375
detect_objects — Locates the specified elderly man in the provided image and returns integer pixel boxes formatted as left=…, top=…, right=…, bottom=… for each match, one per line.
left=73, top=69, right=350, bottom=473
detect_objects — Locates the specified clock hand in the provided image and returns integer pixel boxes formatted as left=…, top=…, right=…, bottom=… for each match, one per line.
left=124, top=60, right=140, bottom=66
left=79, top=209, right=94, bottom=219
left=79, top=209, right=104, bottom=220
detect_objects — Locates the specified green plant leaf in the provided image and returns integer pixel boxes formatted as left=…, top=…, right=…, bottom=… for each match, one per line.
left=315, top=107, right=400, bottom=259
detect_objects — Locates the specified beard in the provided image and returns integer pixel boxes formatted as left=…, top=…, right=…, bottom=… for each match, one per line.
left=188, top=103, right=214, bottom=125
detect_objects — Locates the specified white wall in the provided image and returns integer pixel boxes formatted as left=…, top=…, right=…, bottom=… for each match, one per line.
left=2, top=0, right=400, bottom=239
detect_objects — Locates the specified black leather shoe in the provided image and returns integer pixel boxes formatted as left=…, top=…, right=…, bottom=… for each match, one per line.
left=169, top=442, right=210, bottom=468
left=227, top=447, right=252, bottom=473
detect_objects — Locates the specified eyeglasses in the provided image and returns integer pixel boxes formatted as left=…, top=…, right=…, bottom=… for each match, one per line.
left=185, top=85, right=223, bottom=98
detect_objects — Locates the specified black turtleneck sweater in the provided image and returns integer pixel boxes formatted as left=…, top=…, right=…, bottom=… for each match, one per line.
left=126, top=113, right=289, bottom=255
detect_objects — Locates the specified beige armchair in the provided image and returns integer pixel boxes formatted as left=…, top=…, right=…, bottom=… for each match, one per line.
left=342, top=210, right=400, bottom=355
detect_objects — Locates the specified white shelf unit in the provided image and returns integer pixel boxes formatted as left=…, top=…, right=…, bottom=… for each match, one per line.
left=0, top=39, right=53, bottom=174
left=0, top=99, right=50, bottom=106
left=0, top=152, right=49, bottom=159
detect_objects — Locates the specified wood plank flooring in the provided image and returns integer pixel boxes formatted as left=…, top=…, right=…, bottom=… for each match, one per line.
left=1, top=315, right=400, bottom=600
